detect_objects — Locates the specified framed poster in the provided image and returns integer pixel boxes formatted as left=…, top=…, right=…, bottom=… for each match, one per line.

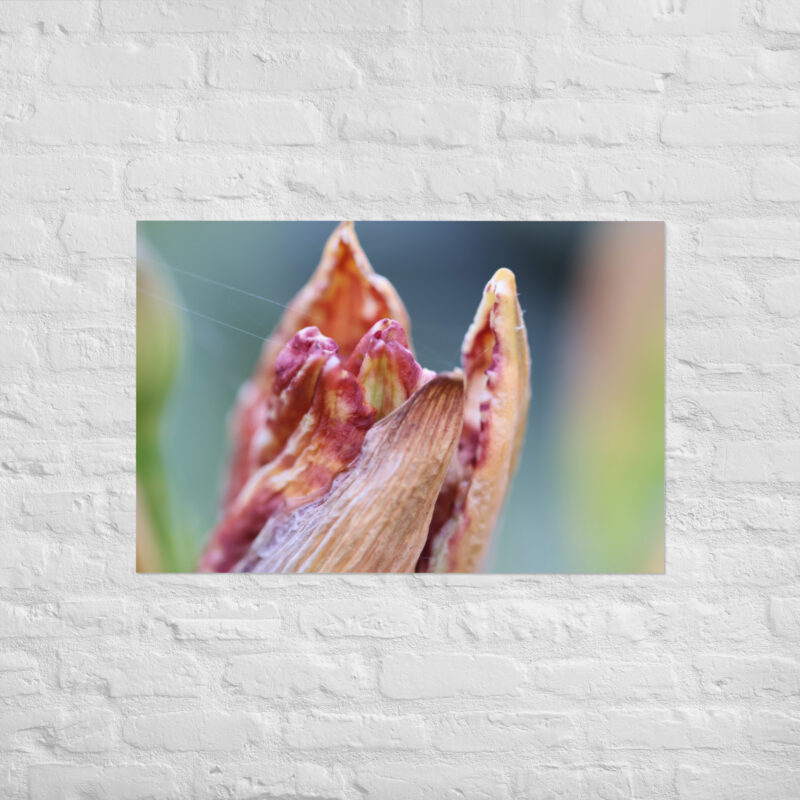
left=137, top=221, right=664, bottom=574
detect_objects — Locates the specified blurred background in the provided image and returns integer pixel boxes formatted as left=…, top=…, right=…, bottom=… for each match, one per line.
left=137, top=221, right=664, bottom=573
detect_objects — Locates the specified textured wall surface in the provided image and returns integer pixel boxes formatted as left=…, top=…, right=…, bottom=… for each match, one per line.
left=1, top=0, right=799, bottom=797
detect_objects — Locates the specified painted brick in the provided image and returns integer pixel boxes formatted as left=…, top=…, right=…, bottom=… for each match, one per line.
left=434, top=47, right=526, bottom=87
left=712, top=546, right=800, bottom=586
left=535, top=43, right=680, bottom=92
left=0, top=156, right=116, bottom=201
left=1, top=326, right=39, bottom=367
left=379, top=653, right=524, bottom=699
left=123, top=711, right=266, bottom=751
left=223, top=653, right=367, bottom=698
left=757, top=49, right=800, bottom=84
left=0, top=708, right=116, bottom=753
left=0, top=539, right=109, bottom=590
left=101, top=0, right=253, bottom=32
left=48, top=43, right=196, bottom=87
left=423, top=0, right=568, bottom=33
left=5, top=100, right=168, bottom=145
left=662, top=106, right=800, bottom=146
left=674, top=326, right=799, bottom=367
left=126, top=155, right=275, bottom=201
left=497, top=162, right=578, bottom=200
left=355, top=764, right=509, bottom=799
left=499, top=100, right=657, bottom=144
left=298, top=598, right=425, bottom=638
left=586, top=159, right=743, bottom=202
left=757, top=0, right=800, bottom=33
left=430, top=711, right=578, bottom=752
left=446, top=600, right=590, bottom=643
left=359, top=46, right=429, bottom=85
left=534, top=660, right=677, bottom=700
left=672, top=267, right=754, bottom=318
left=59, top=651, right=206, bottom=697
left=153, top=598, right=282, bottom=640
left=770, top=597, right=800, bottom=640
left=598, top=709, right=739, bottom=750
left=29, top=764, right=178, bottom=800
left=0, top=1, right=93, bottom=32
left=583, top=0, right=743, bottom=34
left=0, top=28, right=40, bottom=79
left=754, top=159, right=800, bottom=201
left=336, top=161, right=422, bottom=201
left=177, top=100, right=321, bottom=145
left=428, top=159, right=498, bottom=203
left=0, top=267, right=126, bottom=314
left=336, top=99, right=482, bottom=147
left=580, top=766, right=635, bottom=799
left=46, top=326, right=130, bottom=371
left=0, top=601, right=122, bottom=638
left=763, top=274, right=800, bottom=317
left=53, top=708, right=117, bottom=753
left=676, top=764, right=800, bottom=799
left=512, top=767, right=582, bottom=799
left=287, top=157, right=423, bottom=202
left=713, top=440, right=800, bottom=482
left=284, top=712, right=425, bottom=750
left=695, top=391, right=782, bottom=433
left=266, top=0, right=410, bottom=31
left=195, top=762, right=344, bottom=800
left=695, top=655, right=800, bottom=697
left=684, top=51, right=756, bottom=85
left=0, top=652, right=40, bottom=697
left=672, top=493, right=799, bottom=532
left=606, top=600, right=767, bottom=645
left=0, top=216, right=47, bottom=259
left=58, top=214, right=133, bottom=258
left=699, top=219, right=800, bottom=260
left=750, top=712, right=800, bottom=749
left=208, top=46, right=360, bottom=91
left=19, top=491, right=97, bottom=534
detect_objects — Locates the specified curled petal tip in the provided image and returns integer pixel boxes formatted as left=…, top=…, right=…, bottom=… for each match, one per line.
left=346, top=319, right=430, bottom=420
left=488, top=267, right=517, bottom=290
left=420, top=268, right=530, bottom=574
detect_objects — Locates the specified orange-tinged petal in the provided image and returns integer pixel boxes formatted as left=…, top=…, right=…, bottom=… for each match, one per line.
left=254, top=221, right=411, bottom=392
left=418, top=268, right=531, bottom=573
left=200, top=348, right=375, bottom=572
left=224, top=222, right=410, bottom=507
left=253, top=327, right=340, bottom=466
left=225, top=327, right=337, bottom=503
left=234, top=373, right=465, bottom=574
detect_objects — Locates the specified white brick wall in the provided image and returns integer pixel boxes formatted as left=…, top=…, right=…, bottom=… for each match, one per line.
left=0, top=0, right=798, bottom=797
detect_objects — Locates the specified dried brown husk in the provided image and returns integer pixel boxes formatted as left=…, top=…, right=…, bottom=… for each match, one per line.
left=234, top=373, right=465, bottom=573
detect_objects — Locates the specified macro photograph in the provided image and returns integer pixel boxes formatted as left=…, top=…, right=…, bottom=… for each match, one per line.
left=137, top=221, right=664, bottom=574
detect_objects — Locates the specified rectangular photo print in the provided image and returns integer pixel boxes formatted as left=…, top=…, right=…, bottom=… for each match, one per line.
left=137, top=221, right=664, bottom=574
